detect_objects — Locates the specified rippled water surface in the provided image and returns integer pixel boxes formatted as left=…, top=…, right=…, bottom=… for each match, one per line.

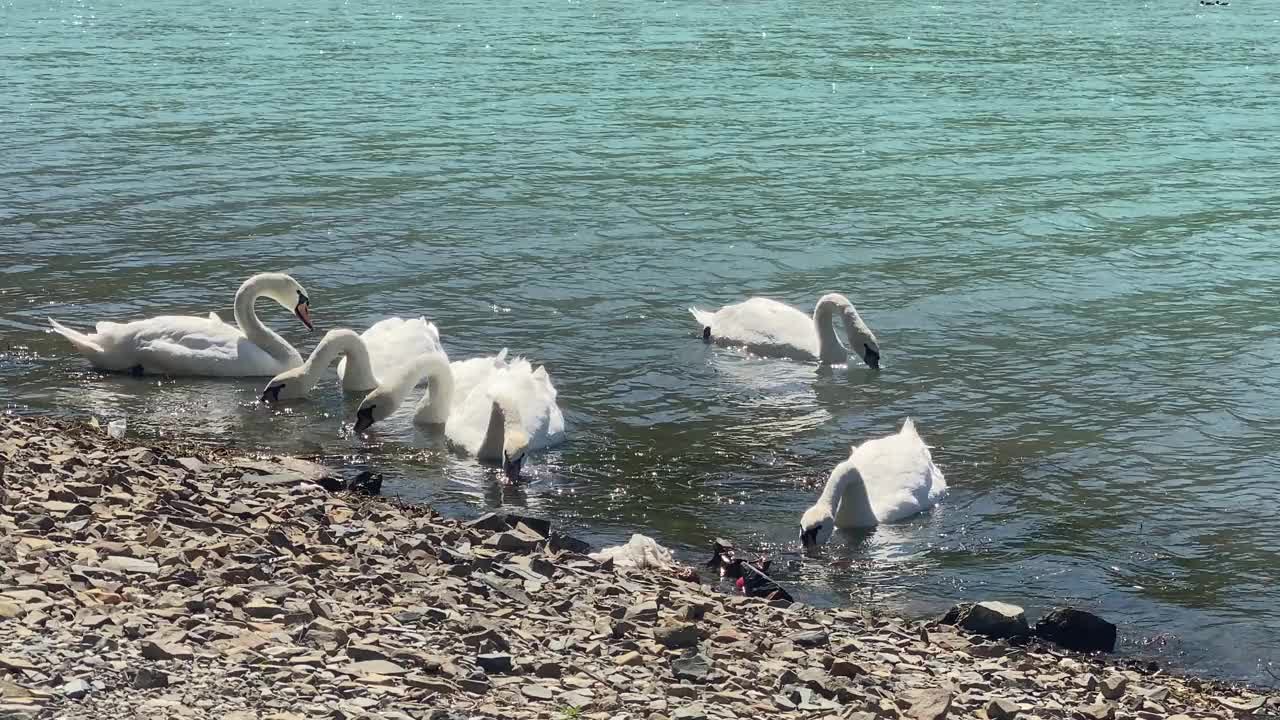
left=4, top=0, right=1280, bottom=683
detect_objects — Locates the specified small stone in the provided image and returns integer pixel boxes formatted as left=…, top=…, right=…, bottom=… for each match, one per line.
left=1215, top=696, right=1267, bottom=713
left=139, top=641, right=193, bottom=661
left=522, top=684, right=554, bottom=700
left=476, top=653, right=513, bottom=675
left=61, top=679, right=90, bottom=699
left=344, top=660, right=408, bottom=676
left=670, top=653, right=713, bottom=684
left=102, top=555, right=160, bottom=575
left=986, top=698, right=1020, bottom=720
left=939, top=601, right=1029, bottom=639
left=901, top=688, right=951, bottom=720
left=132, top=668, right=169, bottom=690
left=615, top=651, right=643, bottom=666
left=1100, top=675, right=1127, bottom=700
left=654, top=623, right=699, bottom=650
left=1076, top=702, right=1114, bottom=720
left=625, top=601, right=659, bottom=623
left=0, top=602, right=24, bottom=620
left=829, top=659, right=867, bottom=678
left=671, top=704, right=707, bottom=720
left=534, top=662, right=562, bottom=679
left=791, top=630, right=829, bottom=648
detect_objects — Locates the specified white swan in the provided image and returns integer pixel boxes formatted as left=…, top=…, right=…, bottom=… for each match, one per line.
left=335, top=316, right=443, bottom=388
left=261, top=329, right=380, bottom=402
left=689, top=293, right=881, bottom=368
left=353, top=350, right=566, bottom=478
left=48, top=272, right=313, bottom=377
left=799, top=418, right=946, bottom=548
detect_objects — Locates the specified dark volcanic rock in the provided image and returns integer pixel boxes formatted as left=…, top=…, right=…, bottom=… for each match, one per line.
left=1034, top=607, right=1117, bottom=653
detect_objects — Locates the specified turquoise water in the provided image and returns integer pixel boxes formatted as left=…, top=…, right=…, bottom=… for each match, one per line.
left=3, top=0, right=1280, bottom=683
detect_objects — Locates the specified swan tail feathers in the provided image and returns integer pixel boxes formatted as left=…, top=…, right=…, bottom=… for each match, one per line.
left=901, top=417, right=917, bottom=436
left=48, top=317, right=107, bottom=356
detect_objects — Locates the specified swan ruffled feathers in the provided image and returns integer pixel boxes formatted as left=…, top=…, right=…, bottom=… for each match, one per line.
left=48, top=272, right=313, bottom=377
left=799, top=418, right=946, bottom=549
left=689, top=293, right=881, bottom=368
left=352, top=349, right=565, bottom=480
left=261, top=328, right=379, bottom=402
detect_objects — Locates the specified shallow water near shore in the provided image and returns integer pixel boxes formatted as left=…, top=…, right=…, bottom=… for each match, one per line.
left=3, top=0, right=1280, bottom=684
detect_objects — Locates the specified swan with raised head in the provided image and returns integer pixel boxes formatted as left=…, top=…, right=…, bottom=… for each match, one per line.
left=336, top=316, right=442, bottom=386
left=261, top=329, right=380, bottom=402
left=799, top=418, right=946, bottom=548
left=353, top=350, right=565, bottom=479
left=48, top=272, right=313, bottom=377
left=689, top=293, right=881, bottom=368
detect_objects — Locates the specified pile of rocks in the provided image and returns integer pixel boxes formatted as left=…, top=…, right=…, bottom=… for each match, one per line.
left=0, top=415, right=1274, bottom=720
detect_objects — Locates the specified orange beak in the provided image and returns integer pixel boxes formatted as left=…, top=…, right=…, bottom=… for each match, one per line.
left=294, top=302, right=314, bottom=331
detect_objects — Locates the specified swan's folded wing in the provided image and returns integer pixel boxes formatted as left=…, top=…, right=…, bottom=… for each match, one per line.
left=853, top=429, right=945, bottom=524
left=357, top=317, right=446, bottom=380
left=705, top=298, right=819, bottom=357
left=128, top=316, right=281, bottom=376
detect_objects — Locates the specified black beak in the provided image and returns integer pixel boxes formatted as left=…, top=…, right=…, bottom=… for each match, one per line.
left=863, top=344, right=880, bottom=370
left=261, top=384, right=284, bottom=403
left=800, top=527, right=819, bottom=550
left=353, top=406, right=376, bottom=434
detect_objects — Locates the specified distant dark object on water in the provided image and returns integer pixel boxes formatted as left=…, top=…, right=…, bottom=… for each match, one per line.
left=1199, top=1, right=1229, bottom=5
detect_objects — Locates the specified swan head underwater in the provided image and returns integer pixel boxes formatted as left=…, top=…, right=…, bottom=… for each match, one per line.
left=817, top=293, right=880, bottom=370
left=353, top=385, right=399, bottom=434
left=798, top=504, right=837, bottom=550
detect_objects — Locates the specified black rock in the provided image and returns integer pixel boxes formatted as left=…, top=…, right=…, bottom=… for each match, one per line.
left=505, top=513, right=551, bottom=538
left=548, top=531, right=591, bottom=555
left=349, top=470, right=382, bottom=496
left=132, top=668, right=169, bottom=689
left=1034, top=607, right=1117, bottom=653
left=476, top=653, right=514, bottom=675
left=791, top=630, right=829, bottom=648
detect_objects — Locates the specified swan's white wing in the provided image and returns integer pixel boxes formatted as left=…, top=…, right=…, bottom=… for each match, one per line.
left=851, top=419, right=947, bottom=524
left=341, top=317, right=444, bottom=382
left=121, top=316, right=290, bottom=377
left=445, top=359, right=566, bottom=455
left=700, top=298, right=819, bottom=360
left=446, top=353, right=510, bottom=412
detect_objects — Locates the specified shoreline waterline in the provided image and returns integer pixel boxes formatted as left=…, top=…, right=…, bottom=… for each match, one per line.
left=0, top=413, right=1275, bottom=720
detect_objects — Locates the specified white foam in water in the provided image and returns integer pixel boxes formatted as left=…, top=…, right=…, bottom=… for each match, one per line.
left=107, top=419, right=126, bottom=440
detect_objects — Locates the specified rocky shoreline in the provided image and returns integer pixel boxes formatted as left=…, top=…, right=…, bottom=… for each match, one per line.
left=0, top=414, right=1274, bottom=720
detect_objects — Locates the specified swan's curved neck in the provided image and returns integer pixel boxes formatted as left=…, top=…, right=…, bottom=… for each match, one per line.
left=824, top=462, right=877, bottom=527
left=813, top=299, right=850, bottom=364
left=234, top=276, right=296, bottom=363
left=315, top=331, right=376, bottom=389
left=411, top=354, right=455, bottom=425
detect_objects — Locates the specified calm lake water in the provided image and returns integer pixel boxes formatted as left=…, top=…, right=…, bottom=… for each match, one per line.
left=3, top=0, right=1279, bottom=683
